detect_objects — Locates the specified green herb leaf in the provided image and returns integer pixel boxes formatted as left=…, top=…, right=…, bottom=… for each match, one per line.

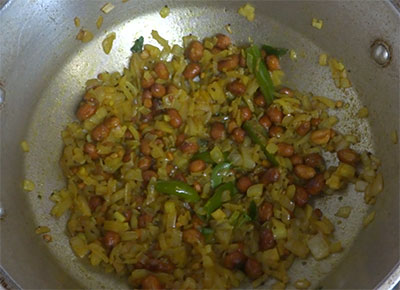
left=131, top=36, right=144, bottom=53
left=262, top=45, right=288, bottom=58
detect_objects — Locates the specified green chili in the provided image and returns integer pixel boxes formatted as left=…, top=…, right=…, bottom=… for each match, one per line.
left=201, top=227, right=215, bottom=243
left=131, top=36, right=144, bottom=53
left=262, top=45, right=288, bottom=58
left=237, top=213, right=252, bottom=227
left=204, top=182, right=237, bottom=215
left=243, top=120, right=279, bottom=166
left=248, top=200, right=257, bottom=221
left=155, top=180, right=200, bottom=202
left=211, top=162, right=232, bottom=188
left=246, top=45, right=275, bottom=105
left=192, top=151, right=215, bottom=164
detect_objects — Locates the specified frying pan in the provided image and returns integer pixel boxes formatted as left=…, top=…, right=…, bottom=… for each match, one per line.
left=0, top=0, right=399, bottom=288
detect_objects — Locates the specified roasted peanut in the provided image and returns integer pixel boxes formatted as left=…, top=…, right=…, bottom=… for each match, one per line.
left=294, top=186, right=309, bottom=207
left=260, top=168, right=280, bottom=185
left=267, top=106, right=283, bottom=124
left=189, top=160, right=206, bottom=172
left=103, top=231, right=120, bottom=248
left=186, top=40, right=204, bottom=62
left=227, top=80, right=246, bottom=96
left=294, top=164, right=316, bottom=180
left=232, top=127, right=246, bottom=143
left=151, top=83, right=166, bottom=98
left=305, top=173, right=325, bottom=195
left=183, top=63, right=201, bottom=79
left=290, top=154, right=303, bottom=166
left=258, top=202, right=273, bottom=223
left=215, top=33, right=231, bottom=50
left=138, top=156, right=152, bottom=170
left=77, top=102, right=97, bottom=121
left=180, top=142, right=199, bottom=154
left=91, top=123, right=110, bottom=142
left=259, top=114, right=272, bottom=129
left=337, top=148, right=360, bottom=165
left=245, top=258, right=263, bottom=280
left=224, top=250, right=246, bottom=270
left=218, top=54, right=239, bottom=72
left=266, top=55, right=280, bottom=71
left=259, top=228, right=276, bottom=250
left=240, top=107, right=252, bottom=121
left=277, top=142, right=294, bottom=157
left=210, top=122, right=226, bottom=140
left=304, top=153, right=324, bottom=169
left=154, top=62, right=169, bottom=80
left=168, top=109, right=183, bottom=128
left=237, top=176, right=253, bottom=193
left=84, top=143, right=99, bottom=160
left=310, top=129, right=332, bottom=145
left=296, top=121, right=311, bottom=136
left=269, top=125, right=284, bottom=138
left=183, top=228, right=203, bottom=245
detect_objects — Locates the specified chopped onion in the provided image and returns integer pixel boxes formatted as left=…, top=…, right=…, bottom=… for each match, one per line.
left=307, top=232, right=330, bottom=260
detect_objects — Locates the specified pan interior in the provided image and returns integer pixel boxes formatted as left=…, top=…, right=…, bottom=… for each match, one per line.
left=1, top=1, right=398, bottom=289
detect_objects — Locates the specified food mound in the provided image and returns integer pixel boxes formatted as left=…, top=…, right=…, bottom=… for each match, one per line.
left=50, top=32, right=382, bottom=289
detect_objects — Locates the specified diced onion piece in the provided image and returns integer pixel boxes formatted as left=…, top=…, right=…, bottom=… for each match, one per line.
left=266, top=143, right=278, bottom=154
left=319, top=54, right=328, bottom=66
left=391, top=130, right=398, bottom=144
left=246, top=184, right=263, bottom=199
left=329, top=241, right=343, bottom=253
left=23, top=179, right=35, bottom=191
left=307, top=232, right=330, bottom=260
left=211, top=209, right=226, bottom=220
left=102, top=32, right=116, bottom=54
left=159, top=5, right=170, bottom=18
left=101, top=2, right=115, bottom=14
left=76, top=28, right=94, bottom=43
left=70, top=235, right=89, bottom=258
left=363, top=211, right=376, bottom=228
left=238, top=3, right=255, bottom=22
left=357, top=107, right=369, bottom=118
left=225, top=24, right=233, bottom=34
left=335, top=206, right=352, bottom=218
left=96, top=15, right=103, bottom=29
left=290, top=49, right=297, bottom=61
left=295, top=279, right=311, bottom=289
left=336, top=163, right=355, bottom=179
left=35, top=226, right=50, bottom=234
left=113, top=211, right=126, bottom=222
left=20, top=140, right=29, bottom=152
left=355, top=180, right=368, bottom=192
left=74, top=17, right=80, bottom=27
left=271, top=218, right=287, bottom=240
left=312, top=18, right=323, bottom=29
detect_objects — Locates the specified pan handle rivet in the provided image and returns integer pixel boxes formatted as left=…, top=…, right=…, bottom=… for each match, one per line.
left=0, top=207, right=6, bottom=220
left=0, top=86, right=5, bottom=107
left=371, top=40, right=391, bottom=66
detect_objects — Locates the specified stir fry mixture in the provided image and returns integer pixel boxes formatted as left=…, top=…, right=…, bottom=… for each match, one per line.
left=51, top=32, right=383, bottom=289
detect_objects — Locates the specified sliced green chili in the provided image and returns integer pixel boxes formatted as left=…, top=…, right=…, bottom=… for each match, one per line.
left=243, top=120, right=279, bottom=167
left=201, top=227, right=215, bottom=243
left=237, top=213, right=252, bottom=227
left=246, top=45, right=275, bottom=105
left=211, top=162, right=232, bottom=188
left=192, top=151, right=215, bottom=164
left=248, top=200, right=257, bottom=221
left=262, top=45, right=288, bottom=58
left=155, top=180, right=200, bottom=202
left=131, top=36, right=144, bottom=53
left=204, top=182, right=237, bottom=215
